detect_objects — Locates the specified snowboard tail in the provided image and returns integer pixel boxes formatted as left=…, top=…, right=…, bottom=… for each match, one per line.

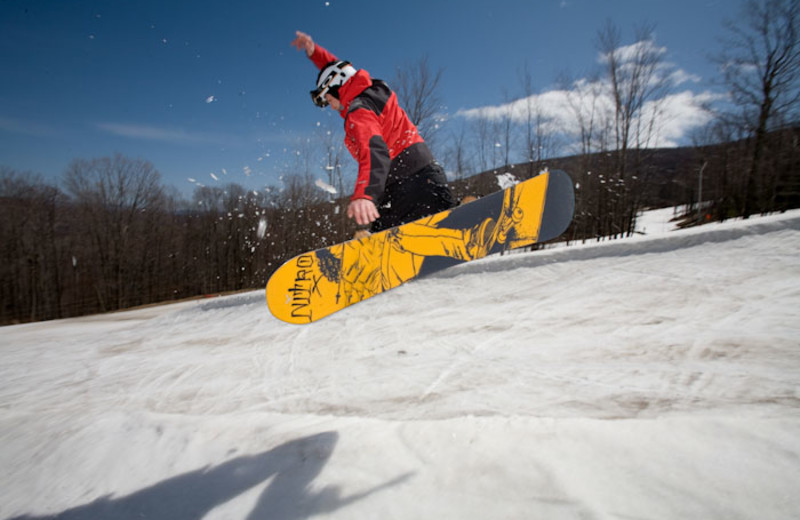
left=266, top=169, right=574, bottom=324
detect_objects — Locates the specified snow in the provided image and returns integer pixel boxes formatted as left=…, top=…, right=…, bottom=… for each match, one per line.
left=315, top=178, right=338, bottom=195
left=495, top=172, right=520, bottom=189
left=2, top=209, right=800, bottom=519
left=256, top=217, right=268, bottom=240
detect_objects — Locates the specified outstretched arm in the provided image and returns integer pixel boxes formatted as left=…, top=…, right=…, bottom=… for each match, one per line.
left=290, top=30, right=339, bottom=69
left=290, top=30, right=315, bottom=57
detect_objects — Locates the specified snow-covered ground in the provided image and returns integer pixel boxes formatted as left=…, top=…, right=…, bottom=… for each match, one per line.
left=2, top=209, right=800, bottom=520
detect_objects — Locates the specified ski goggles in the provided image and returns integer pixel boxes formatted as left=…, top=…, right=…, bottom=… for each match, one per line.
left=310, top=83, right=336, bottom=108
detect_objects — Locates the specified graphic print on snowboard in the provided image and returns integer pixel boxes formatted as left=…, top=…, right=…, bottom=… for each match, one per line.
left=267, top=169, right=574, bottom=324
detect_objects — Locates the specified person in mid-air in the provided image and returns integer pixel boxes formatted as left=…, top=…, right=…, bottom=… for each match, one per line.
left=291, top=31, right=456, bottom=234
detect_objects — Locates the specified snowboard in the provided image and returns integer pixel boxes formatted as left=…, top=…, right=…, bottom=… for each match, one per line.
left=266, top=169, right=574, bottom=324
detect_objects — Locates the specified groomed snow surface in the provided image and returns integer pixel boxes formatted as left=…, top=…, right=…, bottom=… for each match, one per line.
left=2, top=209, right=800, bottom=520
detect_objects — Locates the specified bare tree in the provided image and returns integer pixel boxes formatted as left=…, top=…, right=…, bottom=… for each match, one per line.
left=392, top=54, right=445, bottom=149
left=64, top=154, right=165, bottom=310
left=321, top=126, right=346, bottom=195
left=559, top=72, right=607, bottom=241
left=596, top=20, right=672, bottom=235
left=471, top=115, right=492, bottom=173
left=319, top=125, right=352, bottom=238
left=519, top=65, right=559, bottom=178
left=597, top=21, right=670, bottom=174
left=494, top=103, right=515, bottom=169
left=714, top=0, right=800, bottom=217
left=445, top=126, right=472, bottom=181
left=562, top=71, right=608, bottom=158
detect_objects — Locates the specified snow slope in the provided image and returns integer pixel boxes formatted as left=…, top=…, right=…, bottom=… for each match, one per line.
left=2, top=210, right=800, bottom=520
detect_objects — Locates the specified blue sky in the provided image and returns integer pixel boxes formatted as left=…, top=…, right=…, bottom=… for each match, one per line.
left=1, top=0, right=734, bottom=198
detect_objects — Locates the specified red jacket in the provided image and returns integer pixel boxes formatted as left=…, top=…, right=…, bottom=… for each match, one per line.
left=310, top=44, right=434, bottom=202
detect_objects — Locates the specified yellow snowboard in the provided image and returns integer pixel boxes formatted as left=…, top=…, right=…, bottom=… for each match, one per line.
left=267, top=169, right=574, bottom=324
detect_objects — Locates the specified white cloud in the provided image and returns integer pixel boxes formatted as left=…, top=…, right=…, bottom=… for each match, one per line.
left=456, top=39, right=722, bottom=150
left=457, top=82, right=719, bottom=149
left=597, top=39, right=667, bottom=67
left=644, top=90, right=719, bottom=146
left=669, top=69, right=702, bottom=86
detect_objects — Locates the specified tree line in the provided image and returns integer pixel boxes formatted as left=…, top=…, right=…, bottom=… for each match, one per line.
left=2, top=0, right=798, bottom=324
left=0, top=156, right=351, bottom=324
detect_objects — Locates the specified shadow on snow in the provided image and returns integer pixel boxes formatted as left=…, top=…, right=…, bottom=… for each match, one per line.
left=9, top=432, right=412, bottom=520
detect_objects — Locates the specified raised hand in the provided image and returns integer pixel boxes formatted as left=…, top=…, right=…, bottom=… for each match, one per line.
left=291, top=30, right=315, bottom=56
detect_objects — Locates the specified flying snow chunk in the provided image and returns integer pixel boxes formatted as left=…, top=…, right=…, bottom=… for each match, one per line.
left=315, top=178, right=337, bottom=195
left=210, top=173, right=219, bottom=181
left=257, top=217, right=268, bottom=239
left=205, top=95, right=216, bottom=104
left=496, top=172, right=519, bottom=190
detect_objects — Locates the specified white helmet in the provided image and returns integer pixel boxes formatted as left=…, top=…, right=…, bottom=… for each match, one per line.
left=310, top=60, right=357, bottom=107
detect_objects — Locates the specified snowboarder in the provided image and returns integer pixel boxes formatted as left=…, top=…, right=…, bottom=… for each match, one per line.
left=291, top=31, right=456, bottom=234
